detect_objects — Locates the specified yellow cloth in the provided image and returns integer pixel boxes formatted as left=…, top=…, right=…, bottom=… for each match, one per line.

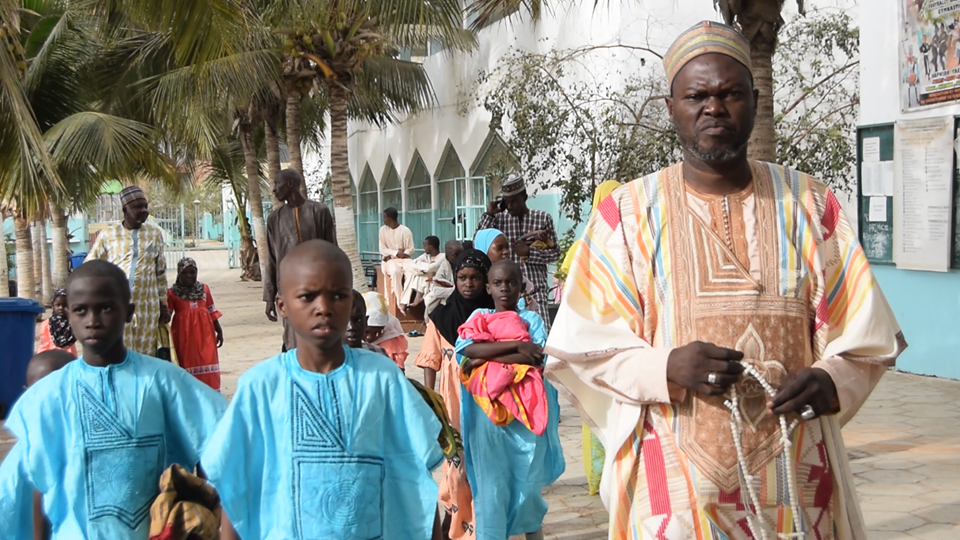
left=148, top=464, right=221, bottom=540
left=460, top=363, right=538, bottom=429
left=663, top=20, right=752, bottom=87
left=560, top=180, right=621, bottom=276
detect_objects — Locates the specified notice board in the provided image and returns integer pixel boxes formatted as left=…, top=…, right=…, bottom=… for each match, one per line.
left=857, top=120, right=960, bottom=269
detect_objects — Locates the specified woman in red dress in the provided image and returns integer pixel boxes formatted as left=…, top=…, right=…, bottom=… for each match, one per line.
left=167, top=257, right=223, bottom=390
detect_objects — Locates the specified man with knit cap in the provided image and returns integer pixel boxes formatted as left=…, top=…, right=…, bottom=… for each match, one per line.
left=545, top=21, right=905, bottom=539
left=87, top=185, right=170, bottom=356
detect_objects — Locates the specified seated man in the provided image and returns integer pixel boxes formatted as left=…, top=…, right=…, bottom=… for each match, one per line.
left=400, top=236, right=444, bottom=313
left=379, top=207, right=415, bottom=306
left=423, top=240, right=463, bottom=317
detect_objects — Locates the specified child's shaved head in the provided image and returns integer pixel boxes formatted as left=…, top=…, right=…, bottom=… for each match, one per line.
left=278, top=240, right=352, bottom=294
left=68, top=260, right=131, bottom=304
left=489, top=259, right=523, bottom=281
left=276, top=240, right=355, bottom=356
left=487, top=260, right=524, bottom=312
left=26, top=350, right=76, bottom=388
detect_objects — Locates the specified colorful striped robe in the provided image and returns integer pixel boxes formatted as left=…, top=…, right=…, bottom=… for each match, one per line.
left=545, top=162, right=905, bottom=540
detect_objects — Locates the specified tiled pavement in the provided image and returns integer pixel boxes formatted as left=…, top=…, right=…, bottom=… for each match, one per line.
left=3, top=259, right=960, bottom=539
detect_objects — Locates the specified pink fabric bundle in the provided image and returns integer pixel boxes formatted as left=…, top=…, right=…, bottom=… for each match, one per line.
left=459, top=311, right=549, bottom=435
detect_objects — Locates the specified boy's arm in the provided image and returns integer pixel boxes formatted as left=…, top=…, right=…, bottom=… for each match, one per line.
left=0, top=443, right=38, bottom=540
left=220, top=512, right=240, bottom=540
left=462, top=341, right=522, bottom=359
left=161, top=367, right=227, bottom=467
left=32, top=490, right=48, bottom=540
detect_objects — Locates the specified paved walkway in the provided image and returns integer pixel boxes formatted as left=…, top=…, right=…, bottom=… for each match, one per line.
left=4, top=257, right=960, bottom=539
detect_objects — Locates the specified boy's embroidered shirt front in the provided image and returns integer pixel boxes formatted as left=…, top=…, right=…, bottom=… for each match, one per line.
left=2, top=352, right=226, bottom=540
left=201, top=347, right=444, bottom=540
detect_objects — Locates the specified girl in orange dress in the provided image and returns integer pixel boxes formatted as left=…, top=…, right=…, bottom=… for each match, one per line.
left=167, top=258, right=223, bottom=390
left=37, top=289, right=78, bottom=356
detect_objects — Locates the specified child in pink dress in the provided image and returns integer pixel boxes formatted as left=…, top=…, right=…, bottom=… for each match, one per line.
left=457, top=269, right=549, bottom=436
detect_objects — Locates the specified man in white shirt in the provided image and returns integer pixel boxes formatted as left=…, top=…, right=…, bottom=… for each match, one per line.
left=400, top=236, right=444, bottom=313
left=423, top=240, right=463, bottom=317
left=379, top=207, right=415, bottom=306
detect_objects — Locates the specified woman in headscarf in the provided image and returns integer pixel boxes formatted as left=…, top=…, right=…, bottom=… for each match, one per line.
left=473, top=228, right=538, bottom=313
left=557, top=179, right=620, bottom=496
left=414, top=249, right=495, bottom=540
left=37, top=288, right=78, bottom=356
left=167, top=258, right=224, bottom=390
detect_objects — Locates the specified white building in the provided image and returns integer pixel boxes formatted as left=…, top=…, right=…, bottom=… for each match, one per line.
left=858, top=0, right=960, bottom=380
left=341, top=0, right=856, bottom=260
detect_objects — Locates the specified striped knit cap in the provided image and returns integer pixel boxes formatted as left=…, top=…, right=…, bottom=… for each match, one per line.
left=663, top=21, right=751, bottom=88
left=119, top=185, right=147, bottom=206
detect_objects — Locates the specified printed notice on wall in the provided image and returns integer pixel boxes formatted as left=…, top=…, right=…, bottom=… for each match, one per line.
left=868, top=197, right=888, bottom=222
left=863, top=137, right=881, bottom=163
left=893, top=116, right=955, bottom=272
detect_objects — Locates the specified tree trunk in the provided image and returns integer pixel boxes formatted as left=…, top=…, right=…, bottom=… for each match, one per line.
left=264, top=108, right=283, bottom=208
left=0, top=221, right=9, bottom=298
left=30, top=220, right=43, bottom=300
left=229, top=179, right=260, bottom=281
left=747, top=35, right=777, bottom=162
left=50, top=203, right=70, bottom=289
left=14, top=215, right=36, bottom=300
left=239, top=114, right=270, bottom=283
left=285, top=89, right=308, bottom=197
left=328, top=85, right=368, bottom=292
left=38, top=220, right=52, bottom=302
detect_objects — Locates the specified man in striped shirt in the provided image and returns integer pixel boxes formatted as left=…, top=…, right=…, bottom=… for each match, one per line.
left=477, top=173, right=560, bottom=330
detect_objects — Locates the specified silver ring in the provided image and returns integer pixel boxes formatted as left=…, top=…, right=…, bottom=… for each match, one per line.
left=800, top=404, right=816, bottom=421
left=707, top=372, right=718, bottom=385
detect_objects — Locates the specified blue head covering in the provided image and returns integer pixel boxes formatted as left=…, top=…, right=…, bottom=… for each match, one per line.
left=474, top=228, right=505, bottom=256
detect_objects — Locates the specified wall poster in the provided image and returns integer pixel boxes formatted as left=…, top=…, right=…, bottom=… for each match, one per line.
left=900, top=0, right=960, bottom=110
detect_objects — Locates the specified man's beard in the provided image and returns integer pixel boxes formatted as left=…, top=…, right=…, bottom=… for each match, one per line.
left=673, top=119, right=749, bottom=163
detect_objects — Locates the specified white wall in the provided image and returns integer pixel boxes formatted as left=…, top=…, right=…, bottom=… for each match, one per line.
left=338, top=0, right=860, bottom=213
left=860, top=0, right=960, bottom=125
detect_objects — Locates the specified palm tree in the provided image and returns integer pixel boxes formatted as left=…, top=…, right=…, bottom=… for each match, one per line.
left=273, top=0, right=475, bottom=290
left=714, top=0, right=802, bottom=162
left=2, top=0, right=183, bottom=296
left=237, top=104, right=270, bottom=280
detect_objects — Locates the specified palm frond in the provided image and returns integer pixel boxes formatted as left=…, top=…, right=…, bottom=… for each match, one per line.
left=298, top=92, right=328, bottom=152
left=92, top=0, right=252, bottom=66
left=465, top=0, right=546, bottom=32
left=348, top=55, right=435, bottom=125
left=378, top=0, right=477, bottom=52
left=0, top=2, right=63, bottom=216
left=44, top=111, right=176, bottom=187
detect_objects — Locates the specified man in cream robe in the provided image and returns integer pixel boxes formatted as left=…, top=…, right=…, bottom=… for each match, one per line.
left=545, top=21, right=905, bottom=540
left=379, top=207, right=415, bottom=305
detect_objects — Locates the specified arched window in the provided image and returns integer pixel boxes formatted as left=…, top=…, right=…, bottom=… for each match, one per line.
left=405, top=153, right=432, bottom=252
left=358, top=166, right=379, bottom=258
left=381, top=160, right=402, bottom=215
left=435, top=142, right=465, bottom=242
left=471, top=131, right=519, bottom=200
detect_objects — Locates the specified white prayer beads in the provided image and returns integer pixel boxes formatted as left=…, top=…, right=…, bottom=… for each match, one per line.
left=723, top=362, right=805, bottom=540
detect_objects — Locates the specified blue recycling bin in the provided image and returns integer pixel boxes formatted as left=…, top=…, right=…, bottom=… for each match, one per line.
left=69, top=252, right=87, bottom=271
left=0, top=298, right=45, bottom=418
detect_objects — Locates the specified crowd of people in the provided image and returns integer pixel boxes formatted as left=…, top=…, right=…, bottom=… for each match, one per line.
left=1, top=21, right=907, bottom=540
